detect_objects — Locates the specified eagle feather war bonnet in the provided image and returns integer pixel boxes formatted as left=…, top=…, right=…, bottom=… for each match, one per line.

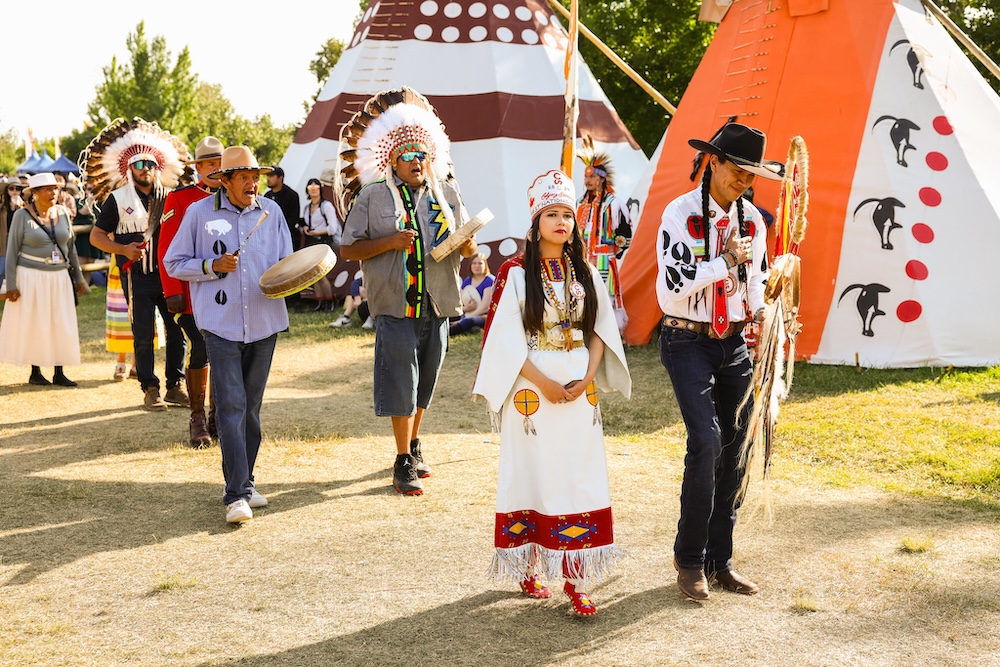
left=79, top=117, right=192, bottom=204
left=333, top=87, right=455, bottom=227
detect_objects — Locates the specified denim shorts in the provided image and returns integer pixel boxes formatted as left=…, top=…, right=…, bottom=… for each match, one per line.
left=373, top=314, right=448, bottom=416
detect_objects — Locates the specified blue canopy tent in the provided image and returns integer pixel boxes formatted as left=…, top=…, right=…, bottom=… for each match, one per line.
left=16, top=150, right=54, bottom=174
left=16, top=151, right=40, bottom=174
left=34, top=152, right=55, bottom=172
left=48, top=154, right=80, bottom=174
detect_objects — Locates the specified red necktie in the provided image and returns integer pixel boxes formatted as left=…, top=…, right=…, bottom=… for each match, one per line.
left=711, top=216, right=730, bottom=338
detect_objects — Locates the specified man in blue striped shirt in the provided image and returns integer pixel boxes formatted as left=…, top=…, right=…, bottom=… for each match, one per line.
left=164, top=146, right=292, bottom=524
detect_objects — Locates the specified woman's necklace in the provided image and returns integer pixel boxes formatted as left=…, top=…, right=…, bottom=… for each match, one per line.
left=540, top=252, right=585, bottom=351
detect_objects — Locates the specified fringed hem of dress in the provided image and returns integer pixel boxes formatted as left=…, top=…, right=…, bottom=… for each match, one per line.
left=487, top=543, right=624, bottom=589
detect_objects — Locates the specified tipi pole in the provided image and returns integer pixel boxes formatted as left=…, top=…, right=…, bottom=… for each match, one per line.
left=560, top=0, right=580, bottom=176
left=922, top=0, right=1000, bottom=83
left=547, top=0, right=677, bottom=114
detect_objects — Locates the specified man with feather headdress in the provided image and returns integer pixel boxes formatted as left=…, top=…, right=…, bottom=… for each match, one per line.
left=336, top=87, right=477, bottom=497
left=86, top=118, right=191, bottom=412
left=575, top=137, right=633, bottom=330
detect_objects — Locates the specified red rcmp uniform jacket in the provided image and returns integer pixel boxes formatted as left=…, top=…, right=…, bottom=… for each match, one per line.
left=158, top=182, right=213, bottom=314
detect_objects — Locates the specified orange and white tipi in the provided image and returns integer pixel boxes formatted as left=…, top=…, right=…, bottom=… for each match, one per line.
left=621, top=0, right=1000, bottom=367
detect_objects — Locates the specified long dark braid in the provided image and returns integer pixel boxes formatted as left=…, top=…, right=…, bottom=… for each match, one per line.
left=699, top=165, right=712, bottom=264
left=522, top=214, right=598, bottom=337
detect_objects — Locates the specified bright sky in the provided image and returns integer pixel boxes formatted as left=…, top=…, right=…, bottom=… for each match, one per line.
left=1, top=0, right=361, bottom=145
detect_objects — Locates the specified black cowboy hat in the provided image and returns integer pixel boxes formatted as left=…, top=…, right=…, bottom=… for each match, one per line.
left=688, top=123, right=783, bottom=181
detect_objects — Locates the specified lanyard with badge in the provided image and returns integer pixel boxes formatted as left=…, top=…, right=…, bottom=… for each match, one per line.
left=30, top=206, right=68, bottom=264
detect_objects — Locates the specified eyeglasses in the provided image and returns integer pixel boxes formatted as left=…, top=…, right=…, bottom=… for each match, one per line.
left=399, top=151, right=427, bottom=163
left=131, top=160, right=158, bottom=170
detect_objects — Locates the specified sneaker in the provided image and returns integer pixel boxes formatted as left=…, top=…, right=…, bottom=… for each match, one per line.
left=225, top=499, right=253, bottom=523
left=164, top=384, right=189, bottom=406
left=362, top=316, right=375, bottom=329
left=409, top=438, right=432, bottom=478
left=564, top=581, right=598, bottom=616
left=113, top=363, right=127, bottom=381
left=329, top=314, right=352, bottom=328
left=129, top=367, right=138, bottom=379
left=393, top=454, right=424, bottom=495
left=249, top=489, right=268, bottom=508
left=143, top=387, right=168, bottom=411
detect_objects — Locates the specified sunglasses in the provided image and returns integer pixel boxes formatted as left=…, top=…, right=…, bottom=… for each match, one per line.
left=399, top=151, right=427, bottom=163
left=131, top=160, right=158, bottom=170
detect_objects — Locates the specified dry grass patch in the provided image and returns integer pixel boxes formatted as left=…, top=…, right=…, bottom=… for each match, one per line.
left=1, top=292, right=999, bottom=666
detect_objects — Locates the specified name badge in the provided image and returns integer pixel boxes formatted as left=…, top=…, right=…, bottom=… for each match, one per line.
left=51, top=250, right=63, bottom=263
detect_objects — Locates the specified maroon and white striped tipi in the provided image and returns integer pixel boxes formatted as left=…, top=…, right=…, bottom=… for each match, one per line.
left=281, top=0, right=648, bottom=286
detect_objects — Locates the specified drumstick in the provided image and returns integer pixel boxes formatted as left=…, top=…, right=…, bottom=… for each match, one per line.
left=233, top=209, right=270, bottom=256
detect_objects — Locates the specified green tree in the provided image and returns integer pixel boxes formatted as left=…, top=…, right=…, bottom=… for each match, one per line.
left=79, top=25, right=297, bottom=171
left=87, top=22, right=199, bottom=144
left=936, top=0, right=999, bottom=89
left=0, top=124, right=24, bottom=175
left=556, top=1, right=714, bottom=155
left=307, top=38, right=346, bottom=104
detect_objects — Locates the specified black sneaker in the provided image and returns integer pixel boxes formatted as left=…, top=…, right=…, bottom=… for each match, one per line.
left=393, top=454, right=424, bottom=495
left=409, top=439, right=432, bottom=479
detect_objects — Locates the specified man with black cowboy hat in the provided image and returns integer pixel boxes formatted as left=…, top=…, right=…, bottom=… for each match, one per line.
left=158, top=136, right=225, bottom=448
left=655, top=122, right=780, bottom=601
left=163, top=146, right=292, bottom=524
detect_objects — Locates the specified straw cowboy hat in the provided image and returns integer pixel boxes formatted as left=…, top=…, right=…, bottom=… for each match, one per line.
left=688, top=123, right=783, bottom=181
left=185, top=136, right=225, bottom=164
left=23, top=172, right=59, bottom=193
left=208, top=146, right=273, bottom=179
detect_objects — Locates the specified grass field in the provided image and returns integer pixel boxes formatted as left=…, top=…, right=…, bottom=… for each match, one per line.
left=1, top=288, right=998, bottom=666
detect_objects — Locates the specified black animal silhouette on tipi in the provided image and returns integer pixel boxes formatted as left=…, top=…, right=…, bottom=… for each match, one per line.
left=839, top=283, right=891, bottom=337
left=890, top=39, right=927, bottom=89
left=854, top=197, right=905, bottom=250
left=872, top=115, right=920, bottom=166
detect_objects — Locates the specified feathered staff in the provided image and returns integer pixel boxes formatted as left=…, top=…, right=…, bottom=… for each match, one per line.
left=735, top=136, right=810, bottom=517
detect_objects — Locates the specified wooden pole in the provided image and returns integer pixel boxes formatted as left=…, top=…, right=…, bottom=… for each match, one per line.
left=922, top=0, right=1000, bottom=83
left=547, top=0, right=677, bottom=115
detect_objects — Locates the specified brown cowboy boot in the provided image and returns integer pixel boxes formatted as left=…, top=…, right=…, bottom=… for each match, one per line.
left=186, top=367, right=212, bottom=448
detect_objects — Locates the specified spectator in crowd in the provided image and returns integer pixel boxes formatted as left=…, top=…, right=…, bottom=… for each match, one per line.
left=1, top=176, right=27, bottom=283
left=264, top=166, right=303, bottom=251
left=301, top=177, right=340, bottom=311
left=0, top=173, right=87, bottom=386
left=449, top=252, right=493, bottom=335
left=329, top=271, right=372, bottom=328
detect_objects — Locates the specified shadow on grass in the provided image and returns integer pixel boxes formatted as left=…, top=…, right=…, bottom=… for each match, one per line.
left=0, top=472, right=384, bottom=587
left=196, top=586, right=675, bottom=667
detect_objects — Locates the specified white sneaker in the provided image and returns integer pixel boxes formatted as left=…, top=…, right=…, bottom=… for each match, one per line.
left=249, top=489, right=268, bottom=508
left=329, top=315, right=352, bottom=328
left=362, top=316, right=375, bottom=329
left=226, top=499, right=253, bottom=523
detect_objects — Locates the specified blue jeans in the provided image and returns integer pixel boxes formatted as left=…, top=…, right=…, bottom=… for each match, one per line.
left=205, top=332, right=277, bottom=505
left=373, top=314, right=447, bottom=417
left=120, top=268, right=186, bottom=391
left=659, top=326, right=753, bottom=573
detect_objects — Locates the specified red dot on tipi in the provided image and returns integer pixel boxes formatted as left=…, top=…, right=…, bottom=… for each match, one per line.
left=905, top=260, right=928, bottom=280
left=897, top=300, right=922, bottom=322
left=932, top=116, right=954, bottom=135
left=919, top=188, right=942, bottom=206
left=926, top=152, right=948, bottom=171
left=911, top=223, right=934, bottom=243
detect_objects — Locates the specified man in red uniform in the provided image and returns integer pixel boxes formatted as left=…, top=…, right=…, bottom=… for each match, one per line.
left=158, top=136, right=224, bottom=447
